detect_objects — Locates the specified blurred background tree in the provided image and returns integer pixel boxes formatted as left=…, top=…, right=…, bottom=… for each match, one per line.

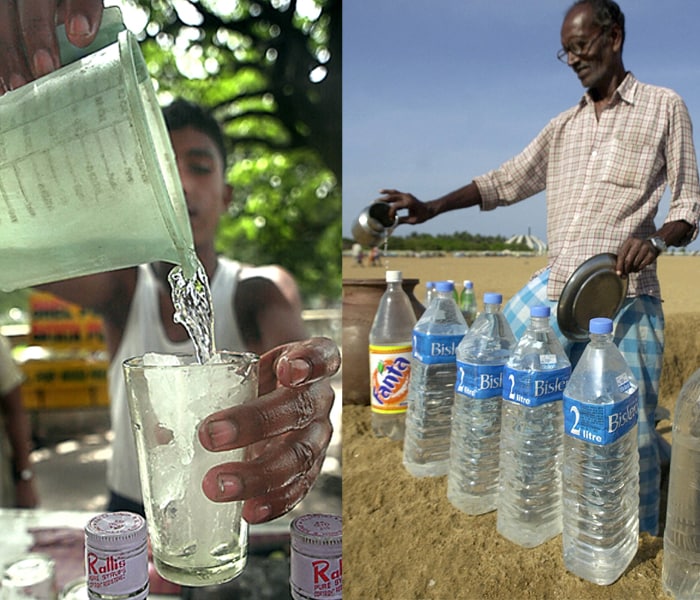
left=122, top=0, right=341, bottom=307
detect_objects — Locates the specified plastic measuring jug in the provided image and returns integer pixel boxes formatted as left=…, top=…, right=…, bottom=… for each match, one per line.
left=0, top=7, right=196, bottom=292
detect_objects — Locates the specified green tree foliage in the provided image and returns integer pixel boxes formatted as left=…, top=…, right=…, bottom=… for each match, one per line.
left=342, top=231, right=533, bottom=253
left=129, top=0, right=341, bottom=305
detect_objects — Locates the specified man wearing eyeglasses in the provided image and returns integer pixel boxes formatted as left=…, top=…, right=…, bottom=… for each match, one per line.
left=381, top=0, right=700, bottom=537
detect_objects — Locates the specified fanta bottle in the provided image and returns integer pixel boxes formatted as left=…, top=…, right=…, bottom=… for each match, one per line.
left=369, top=270, right=417, bottom=440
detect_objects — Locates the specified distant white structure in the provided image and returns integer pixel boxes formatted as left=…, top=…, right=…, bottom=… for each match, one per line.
left=506, top=233, right=548, bottom=254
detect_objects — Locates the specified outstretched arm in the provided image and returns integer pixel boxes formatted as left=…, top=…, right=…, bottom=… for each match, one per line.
left=379, top=182, right=482, bottom=226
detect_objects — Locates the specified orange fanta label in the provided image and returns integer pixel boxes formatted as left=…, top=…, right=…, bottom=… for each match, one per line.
left=369, top=344, right=412, bottom=414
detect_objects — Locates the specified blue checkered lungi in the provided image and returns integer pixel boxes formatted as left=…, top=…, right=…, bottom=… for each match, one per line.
left=502, top=269, right=664, bottom=535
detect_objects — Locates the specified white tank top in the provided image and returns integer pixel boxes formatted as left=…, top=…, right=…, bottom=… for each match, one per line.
left=107, top=257, right=245, bottom=502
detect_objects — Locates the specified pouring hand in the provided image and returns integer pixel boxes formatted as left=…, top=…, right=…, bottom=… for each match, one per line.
left=379, top=188, right=434, bottom=225
left=198, top=337, right=341, bottom=524
left=0, top=0, right=104, bottom=94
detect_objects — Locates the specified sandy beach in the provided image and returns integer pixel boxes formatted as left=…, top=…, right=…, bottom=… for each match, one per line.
left=342, top=254, right=700, bottom=599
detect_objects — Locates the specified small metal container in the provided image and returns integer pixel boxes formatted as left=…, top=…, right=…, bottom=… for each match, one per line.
left=351, top=202, right=398, bottom=246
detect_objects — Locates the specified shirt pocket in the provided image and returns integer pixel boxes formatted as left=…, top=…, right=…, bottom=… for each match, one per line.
left=600, top=138, right=659, bottom=189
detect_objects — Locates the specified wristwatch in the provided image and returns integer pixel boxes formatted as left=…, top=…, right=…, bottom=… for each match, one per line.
left=647, top=236, right=667, bottom=254
left=13, top=467, right=33, bottom=482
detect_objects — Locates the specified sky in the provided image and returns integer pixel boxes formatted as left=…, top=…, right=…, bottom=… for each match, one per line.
left=342, top=0, right=700, bottom=251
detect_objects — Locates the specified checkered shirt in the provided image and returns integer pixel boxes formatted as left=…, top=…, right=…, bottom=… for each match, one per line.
left=475, top=73, right=700, bottom=300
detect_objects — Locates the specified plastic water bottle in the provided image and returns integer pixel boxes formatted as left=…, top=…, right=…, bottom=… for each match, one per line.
left=369, top=270, right=417, bottom=440
left=497, top=305, right=571, bottom=547
left=425, top=281, right=435, bottom=307
left=459, top=280, right=477, bottom=326
left=662, top=367, right=700, bottom=599
left=403, top=280, right=467, bottom=477
left=562, top=317, right=639, bottom=585
left=448, top=280, right=459, bottom=304
left=447, top=292, right=515, bottom=514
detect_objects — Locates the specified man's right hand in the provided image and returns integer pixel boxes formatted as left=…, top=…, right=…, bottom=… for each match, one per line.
left=0, top=0, right=104, bottom=94
left=378, top=189, right=434, bottom=225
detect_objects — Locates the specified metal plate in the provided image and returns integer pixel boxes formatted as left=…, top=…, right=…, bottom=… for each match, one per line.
left=557, top=253, right=628, bottom=341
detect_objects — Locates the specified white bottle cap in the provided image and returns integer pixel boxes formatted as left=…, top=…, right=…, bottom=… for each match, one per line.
left=85, top=512, right=147, bottom=550
left=385, top=270, right=402, bottom=282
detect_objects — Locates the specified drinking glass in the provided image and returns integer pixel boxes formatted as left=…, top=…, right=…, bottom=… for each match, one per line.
left=123, top=351, right=259, bottom=586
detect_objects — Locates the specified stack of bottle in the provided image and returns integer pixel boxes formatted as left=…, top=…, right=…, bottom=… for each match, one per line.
left=368, top=275, right=652, bottom=588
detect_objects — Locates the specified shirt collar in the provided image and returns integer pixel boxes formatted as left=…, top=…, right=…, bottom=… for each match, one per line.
left=579, top=71, right=637, bottom=108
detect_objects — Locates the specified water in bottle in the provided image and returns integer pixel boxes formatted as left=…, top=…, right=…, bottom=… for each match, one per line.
left=562, top=317, right=639, bottom=585
left=403, top=280, right=467, bottom=477
left=497, top=305, right=571, bottom=547
left=369, top=270, right=418, bottom=440
left=459, top=280, right=477, bottom=326
left=447, top=292, right=515, bottom=514
left=662, top=367, right=700, bottom=599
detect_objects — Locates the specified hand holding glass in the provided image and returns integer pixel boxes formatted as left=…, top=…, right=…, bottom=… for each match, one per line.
left=123, top=351, right=259, bottom=587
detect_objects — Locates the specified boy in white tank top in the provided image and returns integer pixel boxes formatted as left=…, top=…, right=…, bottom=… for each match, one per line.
left=40, top=99, right=340, bottom=524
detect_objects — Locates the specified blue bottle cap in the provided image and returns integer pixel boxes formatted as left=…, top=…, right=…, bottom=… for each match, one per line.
left=530, top=305, right=550, bottom=318
left=434, top=281, right=454, bottom=293
left=463, top=280, right=473, bottom=289
left=589, top=317, right=613, bottom=334
left=483, top=292, right=502, bottom=305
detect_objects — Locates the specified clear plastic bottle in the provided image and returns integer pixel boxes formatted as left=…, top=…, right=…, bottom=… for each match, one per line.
left=369, top=270, right=417, bottom=440
left=447, top=292, right=515, bottom=514
left=497, top=305, right=571, bottom=547
left=459, top=280, right=477, bottom=326
left=562, top=317, right=639, bottom=585
left=424, top=281, right=435, bottom=307
left=403, top=280, right=467, bottom=477
left=448, top=280, right=459, bottom=304
left=662, top=367, right=700, bottom=599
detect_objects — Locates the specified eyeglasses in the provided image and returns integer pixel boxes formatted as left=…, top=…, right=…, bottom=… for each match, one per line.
left=556, top=30, right=606, bottom=63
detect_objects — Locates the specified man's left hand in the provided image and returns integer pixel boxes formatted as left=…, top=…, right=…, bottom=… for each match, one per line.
left=198, top=337, right=340, bottom=524
left=615, top=236, right=660, bottom=277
